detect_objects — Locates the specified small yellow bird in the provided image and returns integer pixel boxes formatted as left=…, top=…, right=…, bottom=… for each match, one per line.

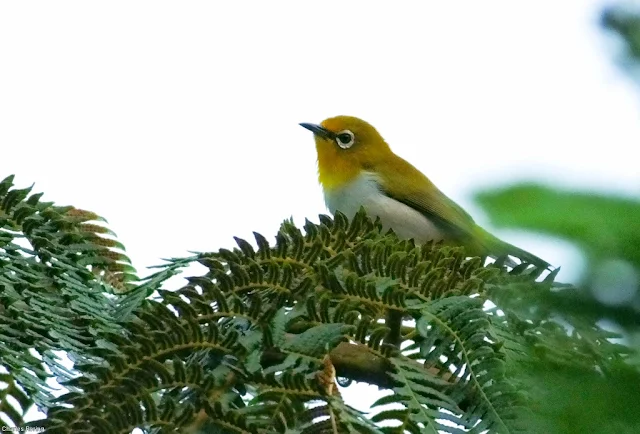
left=300, top=115, right=549, bottom=269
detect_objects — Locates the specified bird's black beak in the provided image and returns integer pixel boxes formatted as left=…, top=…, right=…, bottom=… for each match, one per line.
left=299, top=123, right=335, bottom=139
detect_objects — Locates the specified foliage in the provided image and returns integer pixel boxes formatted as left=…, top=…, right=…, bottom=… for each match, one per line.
left=602, top=4, right=640, bottom=81
left=476, top=184, right=640, bottom=325
left=476, top=184, right=640, bottom=267
left=476, top=183, right=640, bottom=433
left=1, top=175, right=638, bottom=434
left=0, top=174, right=137, bottom=423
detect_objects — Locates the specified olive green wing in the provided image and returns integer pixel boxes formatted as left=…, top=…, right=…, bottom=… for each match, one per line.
left=377, top=159, right=479, bottom=242
left=376, top=158, right=550, bottom=268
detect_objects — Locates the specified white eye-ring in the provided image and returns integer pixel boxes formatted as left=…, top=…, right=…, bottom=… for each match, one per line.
left=335, top=130, right=355, bottom=149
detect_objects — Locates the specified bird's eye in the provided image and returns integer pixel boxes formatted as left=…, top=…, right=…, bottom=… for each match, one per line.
left=335, top=130, right=355, bottom=149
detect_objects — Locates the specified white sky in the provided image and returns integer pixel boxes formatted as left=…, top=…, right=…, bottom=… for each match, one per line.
left=2, top=0, right=640, bottom=424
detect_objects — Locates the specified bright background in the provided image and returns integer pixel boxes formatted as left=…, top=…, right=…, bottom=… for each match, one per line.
left=1, top=0, right=639, bottom=423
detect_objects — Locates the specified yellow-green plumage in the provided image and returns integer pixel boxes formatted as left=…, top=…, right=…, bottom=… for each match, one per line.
left=301, top=115, right=550, bottom=269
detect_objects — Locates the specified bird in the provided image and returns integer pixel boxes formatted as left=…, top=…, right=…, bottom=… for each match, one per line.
left=300, top=115, right=550, bottom=269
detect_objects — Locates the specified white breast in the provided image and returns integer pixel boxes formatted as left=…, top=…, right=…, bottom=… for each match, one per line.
left=323, top=172, right=445, bottom=243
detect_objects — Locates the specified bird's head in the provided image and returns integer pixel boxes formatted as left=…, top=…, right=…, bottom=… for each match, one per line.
left=300, top=116, right=392, bottom=190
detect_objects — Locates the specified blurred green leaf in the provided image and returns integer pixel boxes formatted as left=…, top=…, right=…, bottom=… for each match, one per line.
left=512, top=360, right=640, bottom=434
left=476, top=184, right=640, bottom=267
left=476, top=183, right=640, bottom=329
left=602, top=5, right=640, bottom=74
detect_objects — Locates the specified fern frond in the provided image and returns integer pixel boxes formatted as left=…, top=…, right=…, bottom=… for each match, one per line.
left=0, top=175, right=137, bottom=426
left=371, top=356, right=466, bottom=434
left=411, top=296, right=531, bottom=433
left=2, top=190, right=635, bottom=434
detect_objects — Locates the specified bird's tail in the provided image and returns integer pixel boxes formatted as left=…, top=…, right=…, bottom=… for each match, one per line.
left=481, top=229, right=552, bottom=270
